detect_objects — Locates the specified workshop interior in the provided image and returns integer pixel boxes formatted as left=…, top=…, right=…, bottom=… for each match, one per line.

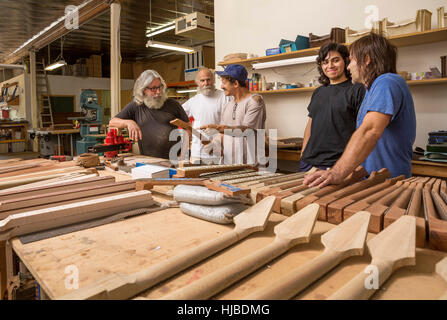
left=0, top=0, right=446, bottom=303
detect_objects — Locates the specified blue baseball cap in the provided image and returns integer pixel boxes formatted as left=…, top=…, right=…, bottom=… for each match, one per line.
left=216, top=64, right=248, bottom=84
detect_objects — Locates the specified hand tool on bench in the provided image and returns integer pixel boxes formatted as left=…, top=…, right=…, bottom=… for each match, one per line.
left=327, top=175, right=404, bottom=225
left=135, top=178, right=250, bottom=197
left=327, top=215, right=416, bottom=300
left=295, top=166, right=368, bottom=212
left=161, top=203, right=319, bottom=300
left=58, top=196, right=276, bottom=300
left=436, top=257, right=447, bottom=300
left=316, top=168, right=391, bottom=222
left=245, top=211, right=371, bottom=300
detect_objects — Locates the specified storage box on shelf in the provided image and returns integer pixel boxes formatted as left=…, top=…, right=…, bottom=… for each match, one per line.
left=383, top=9, right=432, bottom=37
left=309, top=27, right=345, bottom=48
left=438, top=6, right=446, bottom=28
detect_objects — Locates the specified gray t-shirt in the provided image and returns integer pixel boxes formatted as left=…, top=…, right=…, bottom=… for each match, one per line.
left=115, top=98, right=189, bottom=159
left=220, top=94, right=266, bottom=164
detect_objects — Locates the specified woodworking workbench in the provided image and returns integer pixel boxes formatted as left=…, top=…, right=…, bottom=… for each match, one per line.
left=2, top=156, right=447, bottom=300
left=7, top=169, right=447, bottom=300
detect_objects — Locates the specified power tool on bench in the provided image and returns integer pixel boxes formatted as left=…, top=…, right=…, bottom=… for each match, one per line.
left=87, top=127, right=133, bottom=159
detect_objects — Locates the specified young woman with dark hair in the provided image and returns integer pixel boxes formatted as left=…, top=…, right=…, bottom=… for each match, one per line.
left=304, top=33, right=416, bottom=188
left=299, top=42, right=365, bottom=172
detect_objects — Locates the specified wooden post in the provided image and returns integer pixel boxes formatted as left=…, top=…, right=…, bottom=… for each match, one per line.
left=0, top=241, right=6, bottom=300
left=29, top=50, right=39, bottom=152
left=110, top=2, right=121, bottom=117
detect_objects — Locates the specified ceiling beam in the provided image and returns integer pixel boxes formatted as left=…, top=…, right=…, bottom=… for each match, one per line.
left=3, top=0, right=112, bottom=64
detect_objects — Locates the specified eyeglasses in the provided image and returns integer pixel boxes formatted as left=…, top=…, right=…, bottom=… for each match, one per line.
left=146, top=85, right=164, bottom=92
left=232, top=103, right=238, bottom=120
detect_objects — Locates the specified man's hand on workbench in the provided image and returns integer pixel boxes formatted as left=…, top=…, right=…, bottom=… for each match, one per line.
left=126, top=120, right=143, bottom=141
left=303, top=168, right=345, bottom=188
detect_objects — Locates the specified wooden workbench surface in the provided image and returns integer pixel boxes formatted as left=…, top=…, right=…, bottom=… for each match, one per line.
left=10, top=207, right=447, bottom=300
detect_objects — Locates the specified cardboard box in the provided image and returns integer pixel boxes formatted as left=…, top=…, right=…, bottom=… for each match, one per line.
left=132, top=57, right=184, bottom=84
left=90, top=54, right=102, bottom=77
left=164, top=59, right=185, bottom=83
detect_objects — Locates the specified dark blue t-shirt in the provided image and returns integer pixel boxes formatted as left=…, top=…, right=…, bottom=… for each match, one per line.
left=357, top=73, right=416, bottom=178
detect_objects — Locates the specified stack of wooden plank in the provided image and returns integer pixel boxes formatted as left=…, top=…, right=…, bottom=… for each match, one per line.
left=246, top=165, right=447, bottom=251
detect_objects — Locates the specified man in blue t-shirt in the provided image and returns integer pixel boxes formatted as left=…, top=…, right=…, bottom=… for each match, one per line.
left=304, top=33, right=416, bottom=188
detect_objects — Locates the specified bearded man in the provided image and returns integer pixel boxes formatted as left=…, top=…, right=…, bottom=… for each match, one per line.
left=109, top=69, right=190, bottom=159
left=182, top=67, right=231, bottom=161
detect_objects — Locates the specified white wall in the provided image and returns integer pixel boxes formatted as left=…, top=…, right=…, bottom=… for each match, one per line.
left=215, top=0, right=447, bottom=148
left=47, top=75, right=135, bottom=112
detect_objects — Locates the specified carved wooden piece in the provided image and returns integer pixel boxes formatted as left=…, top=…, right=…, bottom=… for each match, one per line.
left=327, top=216, right=416, bottom=300
left=423, top=181, right=447, bottom=251
left=245, top=211, right=371, bottom=300
left=441, top=180, right=447, bottom=204
left=135, top=178, right=250, bottom=197
left=436, top=257, right=447, bottom=300
left=342, top=178, right=413, bottom=220
left=161, top=204, right=319, bottom=300
left=0, top=181, right=136, bottom=219
left=316, top=168, right=391, bottom=221
left=175, top=164, right=256, bottom=178
left=280, top=186, right=321, bottom=216
left=384, top=182, right=426, bottom=247
left=363, top=181, right=413, bottom=233
left=0, top=191, right=154, bottom=241
left=58, top=196, right=276, bottom=300
left=0, top=176, right=114, bottom=202
left=294, top=167, right=368, bottom=213
left=327, top=175, right=404, bottom=224
left=432, top=179, right=447, bottom=221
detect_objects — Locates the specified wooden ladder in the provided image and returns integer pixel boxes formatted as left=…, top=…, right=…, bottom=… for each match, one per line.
left=36, top=59, right=54, bottom=129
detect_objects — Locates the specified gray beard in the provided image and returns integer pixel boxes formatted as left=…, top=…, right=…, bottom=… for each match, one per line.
left=198, top=85, right=216, bottom=96
left=143, top=92, right=167, bottom=109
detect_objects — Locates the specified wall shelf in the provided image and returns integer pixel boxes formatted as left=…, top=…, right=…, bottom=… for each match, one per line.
left=218, top=27, right=447, bottom=67
left=167, top=81, right=197, bottom=88
left=250, top=78, right=447, bottom=95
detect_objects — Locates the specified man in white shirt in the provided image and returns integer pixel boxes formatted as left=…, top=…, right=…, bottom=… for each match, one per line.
left=182, top=67, right=231, bottom=162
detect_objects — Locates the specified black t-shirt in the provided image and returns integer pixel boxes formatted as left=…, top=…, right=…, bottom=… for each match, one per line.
left=115, top=98, right=190, bottom=159
left=300, top=80, right=366, bottom=167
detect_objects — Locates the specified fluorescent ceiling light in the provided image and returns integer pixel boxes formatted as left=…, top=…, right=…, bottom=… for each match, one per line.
left=177, top=89, right=198, bottom=93
left=146, top=40, right=195, bottom=53
left=9, top=0, right=90, bottom=56
left=252, top=55, right=318, bottom=69
left=45, top=60, right=67, bottom=71
left=146, top=23, right=175, bottom=37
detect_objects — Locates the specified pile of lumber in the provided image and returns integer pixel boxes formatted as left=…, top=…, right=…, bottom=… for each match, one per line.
left=251, top=166, right=447, bottom=252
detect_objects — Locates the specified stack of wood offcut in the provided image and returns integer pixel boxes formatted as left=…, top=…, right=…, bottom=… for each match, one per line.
left=0, top=158, right=155, bottom=243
